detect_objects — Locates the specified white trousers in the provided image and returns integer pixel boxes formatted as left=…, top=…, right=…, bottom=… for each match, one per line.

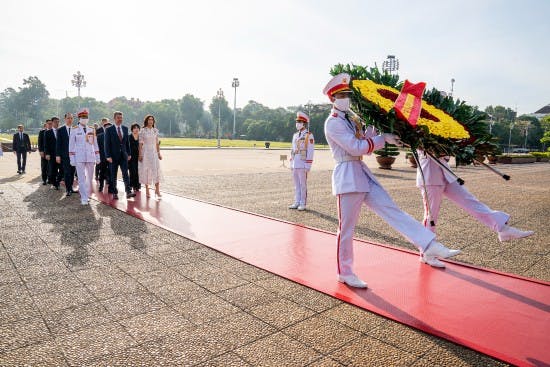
left=76, top=162, right=95, bottom=203
left=336, top=181, right=435, bottom=276
left=420, top=182, right=509, bottom=234
left=292, top=168, right=308, bottom=206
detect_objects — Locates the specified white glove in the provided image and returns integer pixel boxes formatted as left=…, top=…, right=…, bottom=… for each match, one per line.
left=383, top=133, right=403, bottom=147
left=365, top=125, right=378, bottom=138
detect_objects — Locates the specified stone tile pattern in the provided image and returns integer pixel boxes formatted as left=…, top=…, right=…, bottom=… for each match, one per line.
left=2, top=163, right=547, bottom=366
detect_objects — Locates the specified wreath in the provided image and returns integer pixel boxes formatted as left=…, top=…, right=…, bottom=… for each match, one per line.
left=330, top=64, right=497, bottom=163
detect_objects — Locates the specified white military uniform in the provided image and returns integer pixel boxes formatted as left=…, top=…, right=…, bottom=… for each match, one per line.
left=416, top=150, right=509, bottom=233
left=325, top=108, right=436, bottom=277
left=69, top=124, right=100, bottom=204
left=290, top=128, right=314, bottom=207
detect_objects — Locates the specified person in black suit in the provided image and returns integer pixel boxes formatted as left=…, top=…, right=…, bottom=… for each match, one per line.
left=56, top=113, right=76, bottom=195
left=12, top=124, right=32, bottom=174
left=104, top=111, right=136, bottom=200
left=38, top=120, right=52, bottom=184
left=96, top=119, right=111, bottom=192
left=45, top=117, right=62, bottom=189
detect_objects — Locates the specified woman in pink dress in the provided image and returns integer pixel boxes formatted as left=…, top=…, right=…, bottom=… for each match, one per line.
left=138, top=115, right=163, bottom=198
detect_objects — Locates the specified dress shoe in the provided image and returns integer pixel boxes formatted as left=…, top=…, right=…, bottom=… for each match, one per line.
left=288, top=203, right=299, bottom=209
left=42, top=182, right=47, bottom=185
left=66, top=191, right=72, bottom=196
left=81, top=201, right=88, bottom=205
left=498, top=225, right=534, bottom=242
left=297, top=205, right=306, bottom=211
left=421, top=240, right=461, bottom=268
left=17, top=171, right=21, bottom=174
left=338, top=274, right=368, bottom=288
left=113, top=194, right=119, bottom=200
left=127, top=192, right=136, bottom=199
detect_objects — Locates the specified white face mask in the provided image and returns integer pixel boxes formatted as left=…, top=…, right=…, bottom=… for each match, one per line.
left=80, top=118, right=89, bottom=125
left=295, top=122, right=304, bottom=130
left=334, top=98, right=350, bottom=112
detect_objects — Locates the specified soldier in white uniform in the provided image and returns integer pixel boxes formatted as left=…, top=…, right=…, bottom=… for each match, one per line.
left=323, top=73, right=462, bottom=288
left=416, top=150, right=534, bottom=241
left=289, top=111, right=314, bottom=211
left=69, top=108, right=100, bottom=205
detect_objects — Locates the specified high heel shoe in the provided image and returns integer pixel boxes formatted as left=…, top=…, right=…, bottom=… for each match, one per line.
left=155, top=190, right=162, bottom=199
left=146, top=188, right=151, bottom=198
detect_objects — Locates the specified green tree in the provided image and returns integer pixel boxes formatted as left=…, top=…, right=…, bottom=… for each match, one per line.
left=209, top=95, right=232, bottom=139
left=17, top=76, right=50, bottom=127
left=179, top=94, right=204, bottom=137
left=0, top=77, right=50, bottom=129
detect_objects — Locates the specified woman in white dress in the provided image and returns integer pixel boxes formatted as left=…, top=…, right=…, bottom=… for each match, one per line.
left=138, top=115, right=163, bottom=198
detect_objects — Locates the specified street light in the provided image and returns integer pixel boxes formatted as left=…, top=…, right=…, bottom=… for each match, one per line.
left=508, top=121, right=514, bottom=153
left=382, top=55, right=399, bottom=75
left=524, top=123, right=530, bottom=149
left=71, top=71, right=86, bottom=109
left=450, top=78, right=455, bottom=97
left=216, top=88, right=224, bottom=148
left=232, top=78, right=239, bottom=138
left=305, top=101, right=313, bottom=116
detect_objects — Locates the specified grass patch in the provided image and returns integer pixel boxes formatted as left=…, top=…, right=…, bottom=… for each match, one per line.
left=1, top=134, right=328, bottom=149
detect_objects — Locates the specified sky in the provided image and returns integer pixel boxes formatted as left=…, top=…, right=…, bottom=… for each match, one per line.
left=1, top=0, right=549, bottom=115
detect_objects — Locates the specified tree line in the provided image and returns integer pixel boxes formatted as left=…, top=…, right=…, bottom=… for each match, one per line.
left=1, top=76, right=548, bottom=149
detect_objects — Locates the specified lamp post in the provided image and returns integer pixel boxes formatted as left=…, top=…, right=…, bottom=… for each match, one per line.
left=382, top=55, right=399, bottom=75
left=305, top=100, right=313, bottom=116
left=71, top=71, right=86, bottom=109
left=450, top=78, right=455, bottom=97
left=489, top=114, right=495, bottom=134
left=232, top=78, right=239, bottom=138
left=508, top=121, right=514, bottom=153
left=216, top=88, right=224, bottom=148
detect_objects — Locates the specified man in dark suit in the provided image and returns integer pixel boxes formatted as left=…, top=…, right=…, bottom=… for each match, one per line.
left=38, top=120, right=51, bottom=184
left=12, top=124, right=32, bottom=174
left=96, top=119, right=111, bottom=192
left=45, top=117, right=62, bottom=190
left=94, top=117, right=109, bottom=181
left=56, top=113, right=76, bottom=195
left=104, top=111, right=136, bottom=200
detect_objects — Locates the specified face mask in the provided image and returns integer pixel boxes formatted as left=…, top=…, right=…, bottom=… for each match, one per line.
left=334, top=98, right=350, bottom=111
left=295, top=123, right=304, bottom=130
left=80, top=118, right=89, bottom=125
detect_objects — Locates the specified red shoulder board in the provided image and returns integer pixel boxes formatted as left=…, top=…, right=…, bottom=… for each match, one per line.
left=332, top=113, right=337, bottom=117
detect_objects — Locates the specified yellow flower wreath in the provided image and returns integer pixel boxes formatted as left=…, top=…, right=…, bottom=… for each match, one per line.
left=353, top=80, right=470, bottom=139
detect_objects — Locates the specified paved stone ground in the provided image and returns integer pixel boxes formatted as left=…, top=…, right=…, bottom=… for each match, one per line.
left=0, top=152, right=548, bottom=366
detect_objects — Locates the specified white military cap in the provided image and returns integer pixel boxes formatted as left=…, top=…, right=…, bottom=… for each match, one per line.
left=296, top=111, right=310, bottom=123
left=323, top=73, right=352, bottom=100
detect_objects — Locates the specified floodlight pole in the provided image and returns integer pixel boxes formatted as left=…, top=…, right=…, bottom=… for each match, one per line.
left=71, top=71, right=86, bottom=109
left=232, top=78, right=239, bottom=138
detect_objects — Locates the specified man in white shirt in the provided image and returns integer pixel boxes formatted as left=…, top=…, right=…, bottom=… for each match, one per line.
left=323, top=73, right=461, bottom=288
left=289, top=111, right=314, bottom=211
left=416, top=151, right=533, bottom=242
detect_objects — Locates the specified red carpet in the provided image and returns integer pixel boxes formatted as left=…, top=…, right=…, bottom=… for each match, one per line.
left=92, top=185, right=550, bottom=367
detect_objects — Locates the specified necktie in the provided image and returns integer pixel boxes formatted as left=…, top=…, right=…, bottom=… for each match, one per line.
left=20, top=132, right=23, bottom=141
left=117, top=127, right=123, bottom=142
left=83, top=126, right=87, bottom=133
